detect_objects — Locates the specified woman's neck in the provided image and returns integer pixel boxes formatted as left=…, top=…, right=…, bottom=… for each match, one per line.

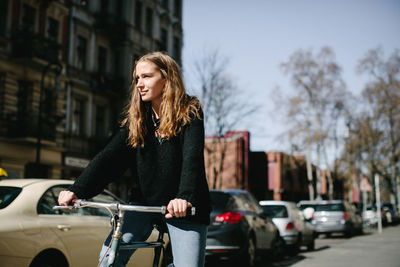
left=152, top=103, right=160, bottom=119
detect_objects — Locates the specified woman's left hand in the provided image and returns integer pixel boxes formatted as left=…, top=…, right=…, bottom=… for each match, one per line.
left=165, top=198, right=192, bottom=219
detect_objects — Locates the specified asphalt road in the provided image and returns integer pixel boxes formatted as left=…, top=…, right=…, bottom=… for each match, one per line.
left=206, top=225, right=400, bottom=267
left=278, top=225, right=400, bottom=267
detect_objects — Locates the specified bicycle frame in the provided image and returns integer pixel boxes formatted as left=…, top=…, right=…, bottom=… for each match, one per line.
left=54, top=199, right=191, bottom=267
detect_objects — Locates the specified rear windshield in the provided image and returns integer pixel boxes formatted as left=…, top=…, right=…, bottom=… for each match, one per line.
left=210, top=192, right=230, bottom=210
left=298, top=204, right=317, bottom=210
left=0, top=186, right=22, bottom=209
left=315, top=203, right=345, bottom=212
left=261, top=205, right=288, bottom=218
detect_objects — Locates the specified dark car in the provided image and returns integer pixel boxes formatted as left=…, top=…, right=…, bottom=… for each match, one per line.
left=206, top=189, right=284, bottom=266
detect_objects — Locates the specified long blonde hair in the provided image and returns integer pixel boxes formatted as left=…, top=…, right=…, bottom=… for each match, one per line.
left=121, top=52, right=202, bottom=148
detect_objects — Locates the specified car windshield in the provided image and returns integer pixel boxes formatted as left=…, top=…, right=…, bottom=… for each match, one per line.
left=261, top=205, right=288, bottom=218
left=314, top=203, right=345, bottom=212
left=0, top=186, right=22, bottom=209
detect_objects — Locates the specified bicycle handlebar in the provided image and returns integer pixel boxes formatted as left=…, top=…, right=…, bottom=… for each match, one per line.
left=53, top=199, right=196, bottom=216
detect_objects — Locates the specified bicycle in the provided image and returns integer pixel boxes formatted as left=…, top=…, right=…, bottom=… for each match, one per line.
left=53, top=199, right=195, bottom=267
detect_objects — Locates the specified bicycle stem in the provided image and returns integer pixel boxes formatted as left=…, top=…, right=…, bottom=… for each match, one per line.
left=108, top=209, right=125, bottom=266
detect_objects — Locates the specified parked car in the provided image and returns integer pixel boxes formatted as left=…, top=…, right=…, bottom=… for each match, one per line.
left=259, top=200, right=315, bottom=254
left=0, top=179, right=170, bottom=267
left=380, top=202, right=399, bottom=225
left=361, top=204, right=378, bottom=228
left=298, top=200, right=363, bottom=237
left=206, top=189, right=285, bottom=266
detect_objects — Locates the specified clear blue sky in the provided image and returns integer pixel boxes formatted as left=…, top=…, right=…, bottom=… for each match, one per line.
left=182, top=0, right=400, bottom=152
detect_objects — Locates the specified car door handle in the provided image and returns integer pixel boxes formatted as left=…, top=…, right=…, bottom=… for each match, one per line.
left=57, top=224, right=71, bottom=232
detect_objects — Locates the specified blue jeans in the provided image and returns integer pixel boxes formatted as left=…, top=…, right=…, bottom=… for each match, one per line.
left=98, top=208, right=208, bottom=267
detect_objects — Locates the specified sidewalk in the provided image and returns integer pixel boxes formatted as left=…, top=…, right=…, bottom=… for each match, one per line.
left=293, top=225, right=400, bottom=267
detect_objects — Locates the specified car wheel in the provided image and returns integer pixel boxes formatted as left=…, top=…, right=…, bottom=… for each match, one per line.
left=271, top=236, right=285, bottom=262
left=30, top=250, right=68, bottom=267
left=307, top=236, right=315, bottom=251
left=287, top=235, right=300, bottom=256
left=241, top=236, right=256, bottom=267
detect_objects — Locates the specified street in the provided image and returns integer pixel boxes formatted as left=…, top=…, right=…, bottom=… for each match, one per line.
left=206, top=225, right=400, bottom=267
left=276, top=225, right=400, bottom=267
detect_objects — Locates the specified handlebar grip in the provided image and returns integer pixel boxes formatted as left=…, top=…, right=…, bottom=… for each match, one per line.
left=53, top=205, right=75, bottom=210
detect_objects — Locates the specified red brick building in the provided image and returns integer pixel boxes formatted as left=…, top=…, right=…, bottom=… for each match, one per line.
left=204, top=131, right=310, bottom=202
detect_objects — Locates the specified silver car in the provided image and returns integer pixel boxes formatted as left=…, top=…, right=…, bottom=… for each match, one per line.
left=259, top=200, right=315, bottom=255
left=298, top=200, right=363, bottom=237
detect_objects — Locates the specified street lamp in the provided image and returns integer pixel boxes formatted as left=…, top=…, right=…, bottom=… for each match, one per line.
left=35, top=62, right=62, bottom=175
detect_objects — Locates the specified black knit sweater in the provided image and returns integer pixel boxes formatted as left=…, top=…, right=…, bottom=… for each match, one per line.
left=68, top=112, right=211, bottom=225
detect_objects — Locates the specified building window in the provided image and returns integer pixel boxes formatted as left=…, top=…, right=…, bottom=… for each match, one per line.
left=0, top=0, right=8, bottom=36
left=173, top=0, right=181, bottom=18
left=161, top=0, right=168, bottom=9
left=43, top=89, right=56, bottom=118
left=47, top=17, right=59, bottom=42
left=173, top=36, right=181, bottom=63
left=17, top=81, right=33, bottom=121
left=145, top=7, right=153, bottom=37
left=72, top=99, right=85, bottom=136
left=159, top=28, right=167, bottom=52
left=77, top=36, right=87, bottom=70
left=98, top=46, right=107, bottom=74
left=21, top=4, right=36, bottom=32
left=95, top=105, right=106, bottom=137
left=134, top=1, right=142, bottom=30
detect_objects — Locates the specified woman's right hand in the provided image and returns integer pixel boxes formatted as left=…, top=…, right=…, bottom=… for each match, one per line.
left=58, top=190, right=78, bottom=206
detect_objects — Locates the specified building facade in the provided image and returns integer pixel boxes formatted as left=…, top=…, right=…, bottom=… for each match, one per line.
left=0, top=0, right=183, bottom=185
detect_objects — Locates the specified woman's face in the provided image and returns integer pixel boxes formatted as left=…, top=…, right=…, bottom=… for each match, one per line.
left=135, top=60, right=166, bottom=106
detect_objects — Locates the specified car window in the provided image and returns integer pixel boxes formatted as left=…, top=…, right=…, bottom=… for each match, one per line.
left=314, top=203, right=345, bottom=212
left=38, top=185, right=72, bottom=215
left=239, top=193, right=262, bottom=213
left=261, top=205, right=288, bottom=218
left=0, top=186, right=22, bottom=209
left=37, top=185, right=117, bottom=217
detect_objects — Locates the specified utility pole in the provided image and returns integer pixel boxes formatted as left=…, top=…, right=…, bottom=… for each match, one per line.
left=375, top=174, right=382, bottom=234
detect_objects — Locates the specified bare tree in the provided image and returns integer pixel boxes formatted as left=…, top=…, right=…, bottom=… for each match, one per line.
left=356, top=47, right=400, bottom=211
left=280, top=47, right=349, bottom=200
left=191, top=49, right=257, bottom=189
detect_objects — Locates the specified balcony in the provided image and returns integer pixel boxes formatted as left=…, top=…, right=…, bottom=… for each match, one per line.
left=0, top=114, right=56, bottom=141
left=12, top=29, right=61, bottom=64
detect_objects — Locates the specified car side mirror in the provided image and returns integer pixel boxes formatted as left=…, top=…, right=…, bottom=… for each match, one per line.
left=303, top=207, right=314, bottom=221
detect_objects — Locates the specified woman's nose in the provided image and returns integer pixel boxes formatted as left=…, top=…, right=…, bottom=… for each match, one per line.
left=136, top=78, right=144, bottom=87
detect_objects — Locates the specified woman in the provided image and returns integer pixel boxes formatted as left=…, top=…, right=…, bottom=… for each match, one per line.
left=58, top=52, right=211, bottom=267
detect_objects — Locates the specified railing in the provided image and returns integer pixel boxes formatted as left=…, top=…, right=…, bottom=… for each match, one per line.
left=12, top=29, right=61, bottom=63
left=0, top=114, right=56, bottom=141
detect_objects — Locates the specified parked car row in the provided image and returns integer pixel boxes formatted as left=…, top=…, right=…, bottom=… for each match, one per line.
left=4, top=178, right=393, bottom=267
